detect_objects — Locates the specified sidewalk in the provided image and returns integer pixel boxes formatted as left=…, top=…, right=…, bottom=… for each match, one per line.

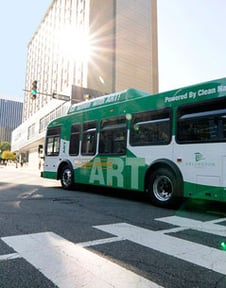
left=0, top=163, right=41, bottom=174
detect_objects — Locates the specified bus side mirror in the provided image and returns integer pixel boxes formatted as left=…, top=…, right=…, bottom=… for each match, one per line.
left=38, top=145, right=44, bottom=158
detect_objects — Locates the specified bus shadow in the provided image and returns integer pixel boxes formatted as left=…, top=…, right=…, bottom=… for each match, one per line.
left=72, top=184, right=226, bottom=216
left=175, top=198, right=226, bottom=219
left=72, top=183, right=150, bottom=205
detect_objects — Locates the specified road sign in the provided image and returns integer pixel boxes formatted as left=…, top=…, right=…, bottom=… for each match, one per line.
left=52, top=93, right=71, bottom=101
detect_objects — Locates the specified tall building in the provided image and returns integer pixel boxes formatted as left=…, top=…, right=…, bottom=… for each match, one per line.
left=0, top=96, right=23, bottom=143
left=12, top=0, right=158, bottom=167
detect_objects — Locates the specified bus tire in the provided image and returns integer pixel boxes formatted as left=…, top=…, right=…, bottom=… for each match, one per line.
left=60, top=165, right=73, bottom=189
left=148, top=168, right=178, bottom=207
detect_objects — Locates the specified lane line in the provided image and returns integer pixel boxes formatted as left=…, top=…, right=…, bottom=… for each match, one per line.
left=94, top=222, right=226, bottom=275
left=2, top=232, right=163, bottom=288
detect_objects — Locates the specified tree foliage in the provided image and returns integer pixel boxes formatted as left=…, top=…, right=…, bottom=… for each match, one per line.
left=1, top=150, right=16, bottom=161
left=0, top=141, right=11, bottom=152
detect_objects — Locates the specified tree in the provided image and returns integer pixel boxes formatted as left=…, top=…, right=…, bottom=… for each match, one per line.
left=0, top=141, right=11, bottom=152
left=2, top=150, right=16, bottom=161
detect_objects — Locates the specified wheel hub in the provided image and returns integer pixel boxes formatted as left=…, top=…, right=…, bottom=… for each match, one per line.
left=153, top=175, right=173, bottom=201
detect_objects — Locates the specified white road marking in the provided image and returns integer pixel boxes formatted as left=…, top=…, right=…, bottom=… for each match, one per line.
left=156, top=216, right=226, bottom=236
left=2, top=216, right=225, bottom=286
left=2, top=232, right=163, bottom=288
left=94, top=222, right=226, bottom=275
left=78, top=236, right=125, bottom=247
left=0, top=253, right=21, bottom=261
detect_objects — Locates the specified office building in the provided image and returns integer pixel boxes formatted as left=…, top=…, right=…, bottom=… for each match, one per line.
left=0, top=96, right=23, bottom=143
left=12, top=0, right=158, bottom=167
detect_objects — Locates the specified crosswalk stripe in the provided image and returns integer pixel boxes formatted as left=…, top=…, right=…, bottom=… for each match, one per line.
left=0, top=253, right=21, bottom=261
left=94, top=222, right=226, bottom=275
left=2, top=232, right=163, bottom=288
left=156, top=216, right=226, bottom=237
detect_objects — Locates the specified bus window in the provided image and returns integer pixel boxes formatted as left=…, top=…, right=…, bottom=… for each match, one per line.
left=45, top=127, right=61, bottom=156
left=177, top=98, right=226, bottom=143
left=81, top=121, right=97, bottom=155
left=69, top=124, right=80, bottom=156
left=99, top=116, right=127, bottom=155
left=130, top=108, right=171, bottom=146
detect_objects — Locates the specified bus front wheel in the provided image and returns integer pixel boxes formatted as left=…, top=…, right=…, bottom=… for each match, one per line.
left=148, top=168, right=177, bottom=207
left=60, top=165, right=73, bottom=189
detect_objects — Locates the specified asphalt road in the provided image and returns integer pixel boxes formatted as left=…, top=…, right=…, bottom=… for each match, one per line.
left=0, top=164, right=226, bottom=288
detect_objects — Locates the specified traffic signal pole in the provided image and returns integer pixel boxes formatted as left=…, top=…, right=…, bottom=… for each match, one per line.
left=23, top=90, right=70, bottom=101
left=24, top=80, right=70, bottom=101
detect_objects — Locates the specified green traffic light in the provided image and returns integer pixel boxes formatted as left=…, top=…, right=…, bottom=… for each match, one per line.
left=32, top=89, right=37, bottom=95
left=30, top=80, right=38, bottom=99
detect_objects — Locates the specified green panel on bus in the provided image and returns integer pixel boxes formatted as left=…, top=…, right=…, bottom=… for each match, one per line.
left=74, top=155, right=147, bottom=191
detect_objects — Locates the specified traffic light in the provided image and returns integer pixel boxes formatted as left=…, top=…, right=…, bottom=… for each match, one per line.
left=31, top=80, right=38, bottom=99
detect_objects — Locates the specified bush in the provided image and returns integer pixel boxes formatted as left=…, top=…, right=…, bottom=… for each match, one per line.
left=2, top=150, right=16, bottom=161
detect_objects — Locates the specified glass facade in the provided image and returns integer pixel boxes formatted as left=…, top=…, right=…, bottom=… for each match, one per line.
left=0, top=97, right=23, bottom=142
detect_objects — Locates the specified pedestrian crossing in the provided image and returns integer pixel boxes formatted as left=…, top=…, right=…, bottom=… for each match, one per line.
left=95, top=216, right=226, bottom=276
left=1, top=215, right=226, bottom=287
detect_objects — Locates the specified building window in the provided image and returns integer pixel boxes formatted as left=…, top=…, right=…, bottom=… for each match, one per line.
left=27, top=123, right=36, bottom=140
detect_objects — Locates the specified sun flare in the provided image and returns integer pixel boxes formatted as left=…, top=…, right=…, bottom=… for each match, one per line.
left=58, top=26, right=92, bottom=62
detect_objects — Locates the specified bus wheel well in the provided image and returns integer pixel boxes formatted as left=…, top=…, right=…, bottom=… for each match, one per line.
left=58, top=160, right=74, bottom=190
left=57, top=161, right=74, bottom=180
left=144, top=159, right=184, bottom=206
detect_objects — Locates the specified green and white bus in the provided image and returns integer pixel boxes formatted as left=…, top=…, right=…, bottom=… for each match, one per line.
left=41, top=77, right=226, bottom=207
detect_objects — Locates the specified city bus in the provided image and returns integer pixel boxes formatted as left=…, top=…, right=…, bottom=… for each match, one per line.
left=41, top=77, right=226, bottom=207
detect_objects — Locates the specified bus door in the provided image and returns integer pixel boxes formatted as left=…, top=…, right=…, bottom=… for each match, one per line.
left=44, top=126, right=61, bottom=174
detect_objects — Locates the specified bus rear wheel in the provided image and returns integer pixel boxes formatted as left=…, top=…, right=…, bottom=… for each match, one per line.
left=148, top=168, right=177, bottom=207
left=60, top=165, right=73, bottom=189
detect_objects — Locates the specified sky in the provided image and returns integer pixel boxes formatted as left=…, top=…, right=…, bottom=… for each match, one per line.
left=0, top=1, right=51, bottom=100
left=157, top=0, right=226, bottom=92
left=0, top=0, right=226, bottom=100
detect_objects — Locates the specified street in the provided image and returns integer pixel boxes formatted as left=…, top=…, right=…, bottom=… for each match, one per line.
left=0, top=165, right=226, bottom=288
